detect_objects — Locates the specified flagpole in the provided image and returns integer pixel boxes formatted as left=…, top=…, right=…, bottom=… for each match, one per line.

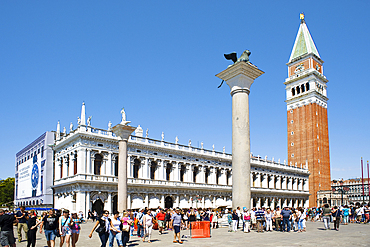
left=361, top=157, right=365, bottom=203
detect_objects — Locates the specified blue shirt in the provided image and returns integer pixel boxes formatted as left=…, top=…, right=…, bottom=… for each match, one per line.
left=171, top=213, right=182, bottom=226
left=16, top=211, right=28, bottom=223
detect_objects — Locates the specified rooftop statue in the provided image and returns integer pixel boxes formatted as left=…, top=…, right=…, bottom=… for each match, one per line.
left=120, top=107, right=131, bottom=125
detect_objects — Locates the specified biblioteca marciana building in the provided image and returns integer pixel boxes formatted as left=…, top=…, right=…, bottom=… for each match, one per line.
left=49, top=103, right=309, bottom=215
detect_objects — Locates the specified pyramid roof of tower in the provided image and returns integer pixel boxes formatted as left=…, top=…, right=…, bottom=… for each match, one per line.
left=288, top=19, right=320, bottom=63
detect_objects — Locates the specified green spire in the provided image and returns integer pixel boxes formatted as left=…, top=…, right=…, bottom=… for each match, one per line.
left=289, top=15, right=320, bottom=63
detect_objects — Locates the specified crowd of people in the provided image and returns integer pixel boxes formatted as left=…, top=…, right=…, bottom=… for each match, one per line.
left=0, top=204, right=369, bottom=247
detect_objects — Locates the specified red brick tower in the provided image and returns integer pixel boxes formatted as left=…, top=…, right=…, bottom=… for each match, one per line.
left=285, top=14, right=331, bottom=207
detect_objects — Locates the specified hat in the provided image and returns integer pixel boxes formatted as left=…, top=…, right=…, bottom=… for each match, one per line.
left=276, top=206, right=280, bottom=208
left=243, top=207, right=247, bottom=211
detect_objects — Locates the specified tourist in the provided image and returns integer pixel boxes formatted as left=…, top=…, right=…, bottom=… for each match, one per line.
left=188, top=209, right=196, bottom=230
left=342, top=205, right=349, bottom=225
left=39, top=209, right=59, bottom=247
left=156, top=208, right=166, bottom=234
left=250, top=208, right=256, bottom=230
left=236, top=207, right=241, bottom=229
left=108, top=211, right=123, bottom=247
left=332, top=206, right=341, bottom=231
left=273, top=206, right=282, bottom=231
left=136, top=208, right=145, bottom=238
left=211, top=209, right=218, bottom=229
left=264, top=208, right=273, bottom=232
left=89, top=210, right=110, bottom=247
left=87, top=210, right=93, bottom=222
left=0, top=208, right=17, bottom=247
left=182, top=209, right=189, bottom=230
left=255, top=208, right=264, bottom=233
left=16, top=205, right=29, bottom=243
left=232, top=209, right=239, bottom=232
left=171, top=208, right=183, bottom=244
left=291, top=208, right=297, bottom=232
left=71, top=212, right=81, bottom=247
left=227, top=210, right=233, bottom=232
left=242, top=207, right=250, bottom=233
left=59, top=209, right=73, bottom=247
left=27, top=209, right=41, bottom=247
left=93, top=211, right=98, bottom=222
left=121, top=212, right=132, bottom=247
left=281, top=206, right=292, bottom=232
left=142, top=210, right=153, bottom=243
left=297, top=208, right=306, bottom=232
left=322, top=204, right=331, bottom=230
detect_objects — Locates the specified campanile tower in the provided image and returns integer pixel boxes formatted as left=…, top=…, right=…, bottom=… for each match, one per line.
left=285, top=14, right=331, bottom=207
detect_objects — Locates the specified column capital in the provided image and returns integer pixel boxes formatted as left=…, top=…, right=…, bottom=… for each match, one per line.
left=112, top=124, right=136, bottom=141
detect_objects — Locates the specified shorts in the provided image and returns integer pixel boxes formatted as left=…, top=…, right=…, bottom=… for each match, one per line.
left=72, top=229, right=80, bottom=234
left=173, top=225, right=180, bottom=234
left=158, top=220, right=165, bottom=228
left=0, top=231, right=15, bottom=246
left=44, top=229, right=57, bottom=241
left=61, top=226, right=72, bottom=236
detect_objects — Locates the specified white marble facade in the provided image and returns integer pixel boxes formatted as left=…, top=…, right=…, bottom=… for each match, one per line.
left=53, top=105, right=310, bottom=216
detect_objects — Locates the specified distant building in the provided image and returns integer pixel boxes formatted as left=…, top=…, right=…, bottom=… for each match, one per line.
left=15, top=132, right=55, bottom=208
left=285, top=14, right=331, bottom=207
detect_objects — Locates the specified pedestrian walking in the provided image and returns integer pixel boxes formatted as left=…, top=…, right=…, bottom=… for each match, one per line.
left=59, top=209, right=73, bottom=247
left=39, top=209, right=59, bottom=247
left=322, top=204, right=331, bottom=230
left=121, top=212, right=132, bottom=247
left=71, top=212, right=81, bottom=247
left=26, top=210, right=41, bottom=247
left=171, top=208, right=183, bottom=244
left=16, top=206, right=29, bottom=242
left=0, top=208, right=17, bottom=247
left=108, top=211, right=123, bottom=247
left=332, top=206, right=341, bottom=231
left=142, top=210, right=153, bottom=243
left=89, top=210, right=111, bottom=247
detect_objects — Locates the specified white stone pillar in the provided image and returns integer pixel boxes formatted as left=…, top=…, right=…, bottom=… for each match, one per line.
left=106, top=152, right=112, bottom=176
left=216, top=61, right=264, bottom=210
left=268, top=175, right=274, bottom=189
left=76, top=191, right=85, bottom=213
left=63, top=156, right=68, bottom=178
left=281, top=177, right=287, bottom=190
left=112, top=124, right=136, bottom=212
left=69, top=154, right=75, bottom=176
left=143, top=158, right=149, bottom=179
left=86, top=149, right=92, bottom=174
left=255, top=173, right=261, bottom=188
left=161, top=195, right=165, bottom=209
left=126, top=155, right=132, bottom=178
left=86, top=192, right=91, bottom=217
left=105, top=193, right=112, bottom=213
left=173, top=162, right=179, bottom=181
left=145, top=194, right=149, bottom=208
left=127, top=194, right=131, bottom=209
left=189, top=165, right=194, bottom=183
left=55, top=158, right=61, bottom=180
left=77, top=148, right=86, bottom=174
left=175, top=195, right=180, bottom=208
left=275, top=176, right=281, bottom=189
left=262, top=174, right=268, bottom=188
left=159, top=160, right=165, bottom=180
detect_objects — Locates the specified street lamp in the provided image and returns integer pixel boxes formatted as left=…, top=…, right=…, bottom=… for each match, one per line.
left=332, top=180, right=350, bottom=206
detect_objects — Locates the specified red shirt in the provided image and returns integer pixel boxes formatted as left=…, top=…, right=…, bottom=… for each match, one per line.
left=156, top=212, right=165, bottom=221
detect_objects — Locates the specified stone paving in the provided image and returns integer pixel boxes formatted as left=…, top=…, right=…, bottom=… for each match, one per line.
left=14, top=221, right=369, bottom=247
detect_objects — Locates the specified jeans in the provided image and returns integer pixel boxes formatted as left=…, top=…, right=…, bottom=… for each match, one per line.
left=109, top=231, right=123, bottom=247
left=122, top=231, right=129, bottom=247
left=323, top=216, right=330, bottom=229
left=298, top=219, right=304, bottom=230
left=137, top=224, right=144, bottom=238
left=282, top=218, right=290, bottom=232
left=98, top=232, right=109, bottom=247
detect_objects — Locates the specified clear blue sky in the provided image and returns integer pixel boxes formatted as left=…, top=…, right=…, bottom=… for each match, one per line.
left=1, top=1, right=369, bottom=180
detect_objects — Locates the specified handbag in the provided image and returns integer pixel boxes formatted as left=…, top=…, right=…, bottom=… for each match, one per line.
left=56, top=217, right=68, bottom=237
left=96, top=219, right=106, bottom=233
left=121, top=224, right=130, bottom=232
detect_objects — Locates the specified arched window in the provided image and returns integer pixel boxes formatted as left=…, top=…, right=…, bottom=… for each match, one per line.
left=216, top=169, right=221, bottom=185
left=180, top=165, right=186, bottom=182
left=133, top=159, right=140, bottom=178
left=291, top=88, right=295, bottom=96
left=114, top=157, right=118, bottom=176
left=94, top=154, right=103, bottom=175
left=306, top=82, right=310, bottom=91
left=150, top=161, right=157, bottom=180
left=166, top=163, right=172, bottom=181
left=193, top=167, right=198, bottom=183
left=296, top=86, right=300, bottom=94
left=205, top=168, right=210, bottom=184
left=74, top=153, right=77, bottom=175
left=226, top=170, right=231, bottom=185
left=60, top=158, right=63, bottom=178
left=301, top=84, right=305, bottom=93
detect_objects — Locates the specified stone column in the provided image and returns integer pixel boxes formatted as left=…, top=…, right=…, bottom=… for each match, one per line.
left=86, top=149, right=92, bottom=174
left=76, top=191, right=85, bottom=213
left=112, top=124, right=136, bottom=212
left=216, top=61, right=264, bottom=209
left=55, top=158, right=61, bottom=180
left=127, top=194, right=131, bottom=209
left=106, top=152, right=112, bottom=176
left=77, top=148, right=86, bottom=174
left=106, top=193, right=112, bottom=213
left=63, top=156, right=69, bottom=177
left=85, top=192, right=91, bottom=217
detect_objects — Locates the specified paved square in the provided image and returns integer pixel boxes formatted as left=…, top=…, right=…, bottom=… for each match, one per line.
left=14, top=221, right=369, bottom=247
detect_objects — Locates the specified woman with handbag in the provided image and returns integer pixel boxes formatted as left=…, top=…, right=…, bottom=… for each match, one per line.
left=142, top=210, right=153, bottom=243
left=59, top=210, right=73, bottom=247
left=109, top=211, right=123, bottom=247
left=89, top=210, right=110, bottom=247
left=121, top=212, right=132, bottom=247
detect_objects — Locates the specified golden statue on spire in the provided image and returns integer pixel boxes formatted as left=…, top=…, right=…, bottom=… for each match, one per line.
left=300, top=12, right=305, bottom=23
